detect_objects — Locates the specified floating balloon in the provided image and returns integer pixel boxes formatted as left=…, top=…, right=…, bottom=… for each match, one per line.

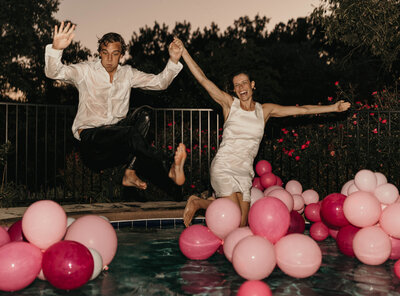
left=232, top=235, right=276, bottom=280
left=205, top=198, right=241, bottom=239
left=179, top=225, right=222, bottom=260
left=310, top=221, right=329, bottom=241
left=223, top=227, right=253, bottom=262
left=285, top=180, right=302, bottom=195
left=320, top=193, right=349, bottom=228
left=255, top=160, right=272, bottom=176
left=287, top=210, right=305, bottom=234
left=354, top=169, right=377, bottom=192
left=304, top=203, right=321, bottom=223
left=343, top=191, right=381, bottom=228
left=302, top=189, right=319, bottom=205
left=336, top=224, right=360, bottom=257
left=42, top=240, right=94, bottom=290
left=22, top=200, right=67, bottom=250
left=237, top=280, right=273, bottom=296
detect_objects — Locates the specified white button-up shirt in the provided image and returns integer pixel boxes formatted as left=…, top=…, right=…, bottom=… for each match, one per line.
left=45, top=44, right=183, bottom=140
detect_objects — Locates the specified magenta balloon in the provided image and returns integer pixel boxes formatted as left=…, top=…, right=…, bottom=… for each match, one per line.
left=43, top=240, right=94, bottom=290
left=179, top=225, right=222, bottom=260
left=205, top=198, right=241, bottom=239
left=343, top=191, right=381, bottom=228
left=302, top=189, right=319, bottom=205
left=336, top=224, right=360, bottom=257
left=310, top=221, right=329, bottom=241
left=223, top=227, right=253, bottom=262
left=248, top=197, right=290, bottom=244
left=285, top=180, right=302, bottom=195
left=389, top=237, right=400, bottom=260
left=237, top=280, right=273, bottom=296
left=232, top=235, right=276, bottom=280
left=275, top=233, right=322, bottom=278
left=65, top=215, right=117, bottom=267
left=287, top=210, right=305, bottom=234
left=275, top=176, right=283, bottom=186
left=353, top=226, right=391, bottom=265
left=7, top=220, right=25, bottom=242
left=252, top=177, right=264, bottom=191
left=0, top=242, right=42, bottom=292
left=395, top=260, right=400, bottom=279
left=259, top=172, right=277, bottom=189
left=0, top=227, right=10, bottom=247
left=267, top=189, right=294, bottom=212
left=255, top=160, right=272, bottom=176
left=328, top=228, right=339, bottom=240
left=320, top=193, right=349, bottom=228
left=304, top=203, right=321, bottom=223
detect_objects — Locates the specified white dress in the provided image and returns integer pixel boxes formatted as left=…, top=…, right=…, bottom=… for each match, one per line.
left=210, top=97, right=265, bottom=201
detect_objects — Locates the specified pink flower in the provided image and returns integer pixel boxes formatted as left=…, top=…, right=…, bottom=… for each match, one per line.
left=295, top=156, right=300, bottom=161
left=293, top=133, right=298, bottom=137
left=186, top=148, right=191, bottom=153
left=370, top=113, right=375, bottom=116
left=327, top=97, right=333, bottom=101
left=329, top=126, right=334, bottom=130
left=334, top=81, right=339, bottom=86
left=167, top=122, right=173, bottom=127
left=371, top=91, right=378, bottom=95
left=168, top=145, right=173, bottom=150
left=278, top=138, right=284, bottom=143
left=305, top=140, right=310, bottom=146
left=372, top=128, right=378, bottom=134
left=356, top=101, right=362, bottom=105
left=353, top=121, right=357, bottom=125
left=301, top=144, right=307, bottom=149
left=381, top=119, right=387, bottom=124
left=190, top=184, right=195, bottom=188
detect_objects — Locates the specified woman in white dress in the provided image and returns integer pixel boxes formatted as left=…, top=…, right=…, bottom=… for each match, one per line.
left=174, top=38, right=351, bottom=227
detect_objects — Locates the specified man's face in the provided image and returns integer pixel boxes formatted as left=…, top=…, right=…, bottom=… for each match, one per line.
left=99, top=42, right=123, bottom=74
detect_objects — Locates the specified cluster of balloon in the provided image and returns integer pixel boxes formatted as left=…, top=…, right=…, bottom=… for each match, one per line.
left=0, top=200, right=117, bottom=292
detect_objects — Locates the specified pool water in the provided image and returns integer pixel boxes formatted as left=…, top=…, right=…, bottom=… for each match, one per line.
left=2, top=225, right=400, bottom=295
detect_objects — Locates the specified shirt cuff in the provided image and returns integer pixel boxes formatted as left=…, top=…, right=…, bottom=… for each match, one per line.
left=167, top=59, right=183, bottom=72
left=45, top=44, right=63, bottom=58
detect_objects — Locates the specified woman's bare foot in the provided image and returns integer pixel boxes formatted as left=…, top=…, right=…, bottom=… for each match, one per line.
left=169, top=143, right=187, bottom=185
left=122, top=169, right=147, bottom=190
left=183, top=195, right=201, bottom=227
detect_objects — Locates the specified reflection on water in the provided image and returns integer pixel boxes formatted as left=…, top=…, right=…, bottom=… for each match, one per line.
left=2, top=227, right=400, bottom=295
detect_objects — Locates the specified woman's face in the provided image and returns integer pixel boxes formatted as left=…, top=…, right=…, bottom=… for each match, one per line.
left=232, top=73, right=255, bottom=101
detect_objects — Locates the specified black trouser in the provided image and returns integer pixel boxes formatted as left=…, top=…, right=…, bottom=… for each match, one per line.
left=79, top=108, right=181, bottom=199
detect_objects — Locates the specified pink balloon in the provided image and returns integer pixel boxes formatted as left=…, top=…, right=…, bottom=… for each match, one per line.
left=285, top=180, right=302, bottom=195
left=292, top=194, right=305, bottom=211
left=252, top=177, right=264, bottom=191
left=302, top=189, right=319, bottom=205
left=250, top=187, right=264, bottom=207
left=223, top=227, right=253, bottom=262
left=22, top=200, right=67, bottom=250
left=205, top=198, right=241, bottom=239
left=237, top=280, right=272, bottom=296
left=310, top=221, right=329, bottom=241
left=232, top=235, right=276, bottom=280
left=336, top=224, right=360, bottom=257
left=263, top=185, right=282, bottom=196
left=0, top=242, right=42, bottom=292
left=275, top=176, right=283, bottom=186
left=343, top=191, right=381, bottom=227
left=43, top=240, right=94, bottom=290
left=390, top=236, right=400, bottom=260
left=259, top=172, right=277, bottom=189
left=341, top=180, right=354, bottom=196
left=275, top=233, right=322, bottom=278
left=248, top=197, right=290, bottom=244
left=320, top=193, right=349, bottom=228
left=374, top=183, right=399, bottom=204
left=7, top=220, right=25, bottom=242
left=395, top=260, right=400, bottom=279
left=353, top=226, right=391, bottom=265
left=347, top=184, right=359, bottom=195
left=304, top=203, right=321, bottom=223
left=65, top=215, right=117, bottom=267
left=255, top=160, right=272, bottom=176
left=375, top=172, right=388, bottom=186
left=354, top=169, right=377, bottom=192
left=287, top=210, right=305, bottom=234
left=328, top=228, right=339, bottom=239
left=179, top=225, right=222, bottom=260
left=380, top=203, right=400, bottom=238
left=267, top=189, right=294, bottom=212
left=0, top=227, right=10, bottom=247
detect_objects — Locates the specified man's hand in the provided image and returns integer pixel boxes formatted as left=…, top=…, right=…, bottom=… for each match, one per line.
left=52, top=21, right=76, bottom=50
left=168, top=37, right=184, bottom=64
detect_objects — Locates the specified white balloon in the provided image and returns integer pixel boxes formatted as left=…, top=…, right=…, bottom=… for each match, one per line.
left=89, top=248, right=103, bottom=280
left=67, top=217, right=76, bottom=227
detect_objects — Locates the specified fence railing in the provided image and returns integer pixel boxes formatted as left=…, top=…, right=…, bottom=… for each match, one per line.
left=1, top=102, right=399, bottom=205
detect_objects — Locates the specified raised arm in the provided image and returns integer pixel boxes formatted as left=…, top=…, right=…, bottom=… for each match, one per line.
left=52, top=21, right=76, bottom=50
left=172, top=37, right=232, bottom=109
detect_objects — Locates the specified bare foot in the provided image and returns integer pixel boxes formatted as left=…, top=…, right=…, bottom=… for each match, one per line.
left=169, top=143, right=187, bottom=185
left=122, top=169, right=147, bottom=190
left=183, top=195, right=201, bottom=227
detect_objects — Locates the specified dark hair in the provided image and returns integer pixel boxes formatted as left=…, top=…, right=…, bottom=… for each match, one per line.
left=97, top=32, right=127, bottom=55
left=227, top=71, right=253, bottom=92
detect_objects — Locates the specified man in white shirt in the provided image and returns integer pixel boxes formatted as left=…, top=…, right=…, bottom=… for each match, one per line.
left=45, top=22, right=186, bottom=194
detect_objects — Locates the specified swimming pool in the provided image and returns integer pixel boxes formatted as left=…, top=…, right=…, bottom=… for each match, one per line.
left=2, top=219, right=400, bottom=295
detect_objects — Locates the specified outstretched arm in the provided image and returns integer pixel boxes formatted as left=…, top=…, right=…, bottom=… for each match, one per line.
left=172, top=37, right=232, bottom=110
left=52, top=21, right=75, bottom=50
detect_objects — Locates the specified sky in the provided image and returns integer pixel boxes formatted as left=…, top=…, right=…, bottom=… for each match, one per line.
left=55, top=0, right=320, bottom=54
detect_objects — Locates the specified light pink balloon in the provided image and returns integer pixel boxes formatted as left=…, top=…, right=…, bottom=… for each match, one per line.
left=353, top=226, right=391, bottom=265
left=237, top=280, right=272, bottom=296
left=232, top=235, right=276, bottom=280
left=65, top=215, right=117, bottom=267
left=354, top=169, right=377, bottom=192
left=22, top=200, right=67, bottom=250
left=285, top=180, right=303, bottom=195
left=205, top=198, right=241, bottom=239
left=250, top=187, right=264, bottom=207
left=0, top=242, right=42, bottom=292
left=380, top=203, right=400, bottom=239
left=341, top=179, right=354, bottom=196
left=375, top=172, right=388, bottom=186
left=343, top=191, right=381, bottom=227
left=302, top=189, right=319, bottom=205
left=223, top=227, right=253, bottom=262
left=263, top=185, right=282, bottom=196
left=275, top=233, right=322, bottom=278
left=374, top=183, right=399, bottom=204
left=0, top=227, right=10, bottom=247
left=267, top=189, right=294, bottom=212
left=347, top=184, right=359, bottom=195
left=292, top=194, right=305, bottom=211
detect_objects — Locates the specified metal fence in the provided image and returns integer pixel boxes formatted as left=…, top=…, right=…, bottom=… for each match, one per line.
left=1, top=102, right=400, bottom=205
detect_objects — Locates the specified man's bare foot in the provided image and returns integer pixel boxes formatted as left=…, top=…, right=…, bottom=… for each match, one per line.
left=122, top=169, right=147, bottom=190
left=183, top=195, right=201, bottom=227
left=169, top=143, right=187, bottom=185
